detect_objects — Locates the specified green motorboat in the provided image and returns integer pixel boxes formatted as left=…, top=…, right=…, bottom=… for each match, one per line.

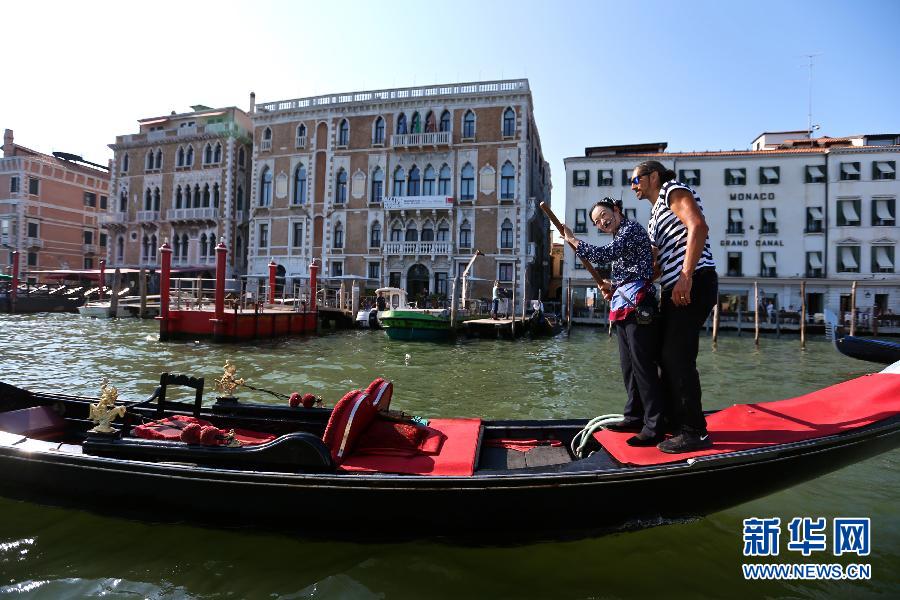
left=379, top=308, right=454, bottom=341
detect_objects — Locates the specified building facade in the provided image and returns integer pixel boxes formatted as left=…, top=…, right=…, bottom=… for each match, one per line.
left=563, top=132, right=900, bottom=321
left=247, top=79, right=552, bottom=305
left=105, top=106, right=253, bottom=276
left=1, top=129, right=110, bottom=278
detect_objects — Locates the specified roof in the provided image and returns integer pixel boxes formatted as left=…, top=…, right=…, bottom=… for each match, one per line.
left=585, top=142, right=667, bottom=157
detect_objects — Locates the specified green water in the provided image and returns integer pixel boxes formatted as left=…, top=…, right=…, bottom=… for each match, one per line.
left=0, top=314, right=897, bottom=599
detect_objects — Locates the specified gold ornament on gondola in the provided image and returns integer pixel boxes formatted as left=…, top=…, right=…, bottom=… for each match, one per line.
left=89, top=378, right=127, bottom=433
left=215, top=360, right=245, bottom=396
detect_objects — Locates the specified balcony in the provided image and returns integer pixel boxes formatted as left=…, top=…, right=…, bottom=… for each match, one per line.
left=260, top=140, right=272, bottom=151
left=295, top=136, right=306, bottom=149
left=383, top=241, right=454, bottom=256
left=167, top=207, right=219, bottom=222
left=136, top=210, right=160, bottom=222
left=83, top=244, right=98, bottom=254
left=177, top=125, right=197, bottom=137
left=99, top=213, right=127, bottom=225
left=25, top=237, right=43, bottom=249
left=391, top=131, right=451, bottom=148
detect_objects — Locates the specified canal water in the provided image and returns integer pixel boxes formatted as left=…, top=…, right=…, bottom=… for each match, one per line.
left=0, top=313, right=896, bottom=599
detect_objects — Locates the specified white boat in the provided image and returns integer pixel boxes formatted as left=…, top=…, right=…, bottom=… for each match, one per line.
left=78, top=296, right=149, bottom=318
left=355, top=287, right=409, bottom=328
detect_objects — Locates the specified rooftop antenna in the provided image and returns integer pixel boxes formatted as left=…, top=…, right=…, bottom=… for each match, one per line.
left=803, top=53, right=822, bottom=138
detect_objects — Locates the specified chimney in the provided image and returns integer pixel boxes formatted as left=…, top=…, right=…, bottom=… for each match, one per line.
left=3, top=129, right=13, bottom=157
left=249, top=92, right=256, bottom=114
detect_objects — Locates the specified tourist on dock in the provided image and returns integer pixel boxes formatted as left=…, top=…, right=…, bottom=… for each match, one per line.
left=563, top=198, right=667, bottom=447
left=491, top=280, right=501, bottom=319
left=631, top=160, right=717, bottom=453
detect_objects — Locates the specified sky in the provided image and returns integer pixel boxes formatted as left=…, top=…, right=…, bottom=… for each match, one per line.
left=3, top=0, right=899, bottom=217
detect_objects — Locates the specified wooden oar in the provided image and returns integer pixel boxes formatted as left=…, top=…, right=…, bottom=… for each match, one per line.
left=539, top=201, right=607, bottom=289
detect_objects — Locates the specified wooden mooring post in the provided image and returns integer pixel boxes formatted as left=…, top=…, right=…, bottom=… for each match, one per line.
left=109, top=268, right=121, bottom=317
left=139, top=268, right=147, bottom=317
left=566, top=278, right=572, bottom=334
left=711, top=302, right=719, bottom=347
left=450, top=276, right=459, bottom=329
left=800, top=280, right=807, bottom=349
left=753, top=281, right=760, bottom=347
left=850, top=281, right=858, bottom=337
left=511, top=265, right=517, bottom=337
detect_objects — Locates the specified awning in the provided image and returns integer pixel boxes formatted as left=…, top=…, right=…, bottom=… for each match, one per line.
left=876, top=199, right=894, bottom=221
left=840, top=247, right=858, bottom=269
left=808, top=206, right=824, bottom=220
left=841, top=163, right=859, bottom=175
left=840, top=201, right=859, bottom=223
left=808, top=253, right=823, bottom=269
left=875, top=247, right=894, bottom=269
left=729, top=209, right=743, bottom=222
left=762, top=253, right=777, bottom=268
left=875, top=162, right=896, bottom=175
left=728, top=169, right=745, bottom=179
left=807, top=165, right=825, bottom=178
left=762, top=167, right=779, bottom=180
left=763, top=208, right=777, bottom=222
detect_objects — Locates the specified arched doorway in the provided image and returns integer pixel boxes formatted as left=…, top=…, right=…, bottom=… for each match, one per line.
left=407, top=264, right=429, bottom=304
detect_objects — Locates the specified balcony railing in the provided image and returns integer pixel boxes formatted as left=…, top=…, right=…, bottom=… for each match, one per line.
left=166, top=207, right=218, bottom=221
left=136, top=210, right=160, bottom=222
left=25, top=237, right=43, bottom=249
left=383, top=241, right=453, bottom=256
left=260, top=140, right=272, bottom=151
left=83, top=244, right=98, bottom=254
left=391, top=131, right=451, bottom=148
left=295, top=136, right=306, bottom=148
left=99, top=213, right=127, bottom=224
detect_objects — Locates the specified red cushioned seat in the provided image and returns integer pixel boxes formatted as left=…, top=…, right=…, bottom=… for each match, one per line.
left=339, top=418, right=482, bottom=476
left=366, top=378, right=393, bottom=411
left=594, top=372, right=900, bottom=466
left=321, top=390, right=378, bottom=463
left=133, top=415, right=276, bottom=446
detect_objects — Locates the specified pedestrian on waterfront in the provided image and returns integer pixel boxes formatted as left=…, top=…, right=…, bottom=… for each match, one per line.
left=491, top=280, right=501, bottom=319
left=631, top=160, right=717, bottom=453
left=767, top=301, right=775, bottom=324
left=564, top=197, right=667, bottom=446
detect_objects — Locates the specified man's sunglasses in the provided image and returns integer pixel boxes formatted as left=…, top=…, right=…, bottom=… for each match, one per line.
left=630, top=172, right=651, bottom=186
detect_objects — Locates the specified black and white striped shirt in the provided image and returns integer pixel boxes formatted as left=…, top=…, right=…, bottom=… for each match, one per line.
left=648, top=181, right=716, bottom=290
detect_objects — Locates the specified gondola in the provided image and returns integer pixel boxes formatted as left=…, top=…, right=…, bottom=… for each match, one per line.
left=825, top=309, right=900, bottom=364
left=0, top=363, right=898, bottom=541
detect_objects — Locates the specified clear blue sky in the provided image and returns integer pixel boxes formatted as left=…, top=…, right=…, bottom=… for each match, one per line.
left=3, top=0, right=899, bottom=216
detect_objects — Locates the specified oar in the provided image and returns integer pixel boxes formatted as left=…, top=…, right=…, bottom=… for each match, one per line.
left=539, top=201, right=607, bottom=290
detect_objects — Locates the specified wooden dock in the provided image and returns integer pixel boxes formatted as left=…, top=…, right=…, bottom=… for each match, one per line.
left=462, top=317, right=526, bottom=339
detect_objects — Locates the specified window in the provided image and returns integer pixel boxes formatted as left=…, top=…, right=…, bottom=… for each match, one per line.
left=237, top=186, right=244, bottom=211
left=177, top=147, right=185, bottom=167
left=725, top=168, right=746, bottom=186
left=679, top=169, right=701, bottom=187
left=186, top=146, right=194, bottom=166
left=805, top=207, right=824, bottom=233
left=390, top=222, right=402, bottom=242
left=760, top=252, right=777, bottom=277
left=392, top=167, right=405, bottom=196
left=727, top=208, right=743, bottom=234
left=502, top=108, right=515, bottom=137
left=261, top=127, right=272, bottom=150
left=370, top=221, right=381, bottom=248
left=28, top=177, right=39, bottom=195
left=122, top=154, right=129, bottom=173
left=760, top=166, right=780, bottom=184
left=410, top=112, right=421, bottom=134
left=460, top=163, right=475, bottom=200
left=498, top=262, right=513, bottom=282
left=27, top=222, right=39, bottom=238
left=368, top=262, right=381, bottom=280
left=872, top=198, right=896, bottom=226
left=9, top=176, right=19, bottom=193
left=872, top=246, right=895, bottom=273
left=291, top=222, right=303, bottom=248
left=838, top=246, right=860, bottom=273
left=408, top=165, right=421, bottom=196
left=597, top=169, right=613, bottom=186
left=373, top=117, right=385, bottom=145
left=258, top=223, right=269, bottom=249
left=500, top=162, right=515, bottom=199
left=573, top=170, right=589, bottom=186
left=119, top=190, right=127, bottom=212
left=424, top=111, right=437, bottom=134
left=293, top=164, right=307, bottom=204
left=463, top=110, right=476, bottom=138
left=214, top=143, right=222, bottom=163
left=204, top=143, right=213, bottom=164
left=760, top=208, right=777, bottom=234
left=621, top=169, right=632, bottom=186
left=840, top=162, right=860, bottom=181
left=437, top=221, right=449, bottom=241
left=84, top=192, right=97, bottom=207
left=199, top=234, right=209, bottom=259
left=332, top=261, right=343, bottom=277
left=145, top=151, right=154, bottom=171
left=439, top=110, right=451, bottom=132
left=459, top=220, right=472, bottom=248
left=116, top=236, right=124, bottom=262
left=434, top=272, right=448, bottom=296
left=335, top=169, right=347, bottom=203
left=371, top=168, right=384, bottom=203
left=202, top=184, right=210, bottom=207
left=333, top=222, right=344, bottom=249
left=806, top=251, right=824, bottom=278
left=389, top=272, right=401, bottom=288
left=438, top=165, right=451, bottom=195
left=500, top=219, right=514, bottom=248
left=805, top=165, right=826, bottom=183
left=405, top=222, right=418, bottom=241
left=154, top=150, right=162, bottom=170
left=421, top=223, right=434, bottom=241
left=259, top=167, right=272, bottom=206
left=423, top=165, right=436, bottom=195
left=873, top=161, right=896, bottom=180
left=83, top=230, right=94, bottom=244
left=396, top=113, right=407, bottom=135
left=100, top=195, right=107, bottom=210
left=27, top=252, right=37, bottom=267
left=837, top=199, right=861, bottom=226
left=726, top=252, right=742, bottom=277
left=574, top=209, right=587, bottom=234
left=84, top=257, right=94, bottom=269
left=238, top=147, right=246, bottom=167
left=338, top=119, right=349, bottom=147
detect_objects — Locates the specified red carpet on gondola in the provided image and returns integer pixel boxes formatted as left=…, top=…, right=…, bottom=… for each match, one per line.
left=594, top=373, right=900, bottom=466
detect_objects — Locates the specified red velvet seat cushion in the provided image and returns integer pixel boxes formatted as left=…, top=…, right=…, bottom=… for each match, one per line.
left=321, top=390, right=378, bottom=463
left=365, top=378, right=394, bottom=411
left=354, top=418, right=428, bottom=454
left=339, top=418, right=481, bottom=476
left=594, top=372, right=900, bottom=466
left=133, top=415, right=276, bottom=446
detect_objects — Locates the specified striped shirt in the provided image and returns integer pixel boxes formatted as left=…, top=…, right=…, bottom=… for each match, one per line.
left=648, top=181, right=716, bottom=290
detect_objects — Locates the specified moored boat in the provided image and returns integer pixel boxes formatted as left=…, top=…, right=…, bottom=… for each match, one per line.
left=0, top=361, right=897, bottom=541
left=379, top=308, right=454, bottom=340
left=825, top=309, right=900, bottom=364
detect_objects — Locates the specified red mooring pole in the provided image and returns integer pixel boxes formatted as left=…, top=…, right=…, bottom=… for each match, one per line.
left=158, top=241, right=172, bottom=340
left=268, top=259, right=277, bottom=305
left=309, top=261, right=318, bottom=312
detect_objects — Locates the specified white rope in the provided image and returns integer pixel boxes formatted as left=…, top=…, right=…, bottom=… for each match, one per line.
left=571, top=414, right=624, bottom=458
